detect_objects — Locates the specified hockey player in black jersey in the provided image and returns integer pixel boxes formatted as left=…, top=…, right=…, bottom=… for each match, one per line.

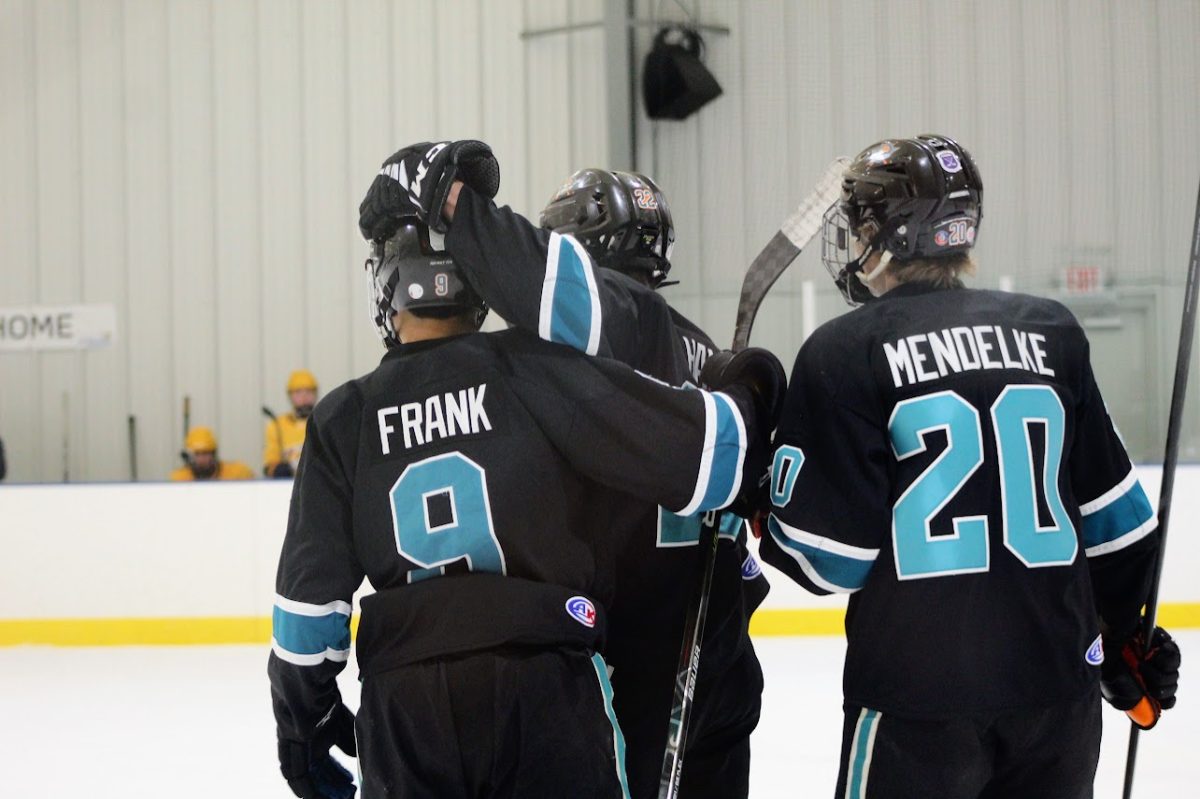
left=360, top=145, right=767, bottom=798
left=538, top=169, right=769, bottom=798
left=760, top=134, right=1182, bottom=798
left=270, top=189, right=786, bottom=796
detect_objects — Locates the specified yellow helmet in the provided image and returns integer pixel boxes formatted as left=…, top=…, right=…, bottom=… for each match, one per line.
left=287, top=369, right=318, bottom=393
left=185, top=426, right=218, bottom=453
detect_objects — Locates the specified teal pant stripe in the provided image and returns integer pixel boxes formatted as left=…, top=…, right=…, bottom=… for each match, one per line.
left=848, top=709, right=880, bottom=799
left=590, top=653, right=631, bottom=799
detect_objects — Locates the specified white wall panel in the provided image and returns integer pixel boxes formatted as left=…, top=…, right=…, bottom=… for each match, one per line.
left=122, top=0, right=174, bottom=481
left=299, top=1, right=353, bottom=413
left=524, top=1, right=575, bottom=216
left=256, top=0, right=308, bottom=428
left=168, top=0, right=219, bottom=453
left=974, top=0, right=1025, bottom=288
left=4, top=464, right=1199, bottom=620
left=33, top=0, right=85, bottom=483
left=0, top=0, right=44, bottom=479
left=1157, top=0, right=1200, bottom=288
left=694, top=0, right=746, bottom=306
left=214, top=0, right=265, bottom=471
left=1111, top=1, right=1163, bottom=290
left=346, top=0, right=398, bottom=377
left=2, top=0, right=1200, bottom=480
left=79, top=0, right=131, bottom=481
left=481, top=0, right=531, bottom=215
left=1065, top=0, right=1116, bottom=266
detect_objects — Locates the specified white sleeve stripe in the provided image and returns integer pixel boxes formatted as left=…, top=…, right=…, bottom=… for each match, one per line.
left=271, top=640, right=351, bottom=666
left=1084, top=516, right=1158, bottom=557
left=274, top=594, right=352, bottom=618
left=537, top=232, right=562, bottom=342
left=1079, top=469, right=1140, bottom=516
left=677, top=392, right=718, bottom=516
left=770, top=515, right=881, bottom=560
left=714, top=391, right=748, bottom=509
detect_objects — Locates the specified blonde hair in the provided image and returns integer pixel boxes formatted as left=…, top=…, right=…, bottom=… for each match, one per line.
left=889, top=253, right=977, bottom=289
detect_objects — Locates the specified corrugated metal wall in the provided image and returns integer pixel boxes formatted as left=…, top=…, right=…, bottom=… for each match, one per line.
left=636, top=0, right=1200, bottom=461
left=0, top=0, right=608, bottom=482
left=2, top=0, right=1199, bottom=481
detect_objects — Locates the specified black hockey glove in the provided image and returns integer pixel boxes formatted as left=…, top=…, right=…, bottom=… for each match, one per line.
left=358, top=140, right=500, bottom=240
left=700, top=348, right=787, bottom=432
left=278, top=702, right=358, bottom=799
left=1100, top=625, right=1181, bottom=730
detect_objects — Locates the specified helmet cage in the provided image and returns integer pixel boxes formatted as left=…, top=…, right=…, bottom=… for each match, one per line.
left=821, top=202, right=878, bottom=305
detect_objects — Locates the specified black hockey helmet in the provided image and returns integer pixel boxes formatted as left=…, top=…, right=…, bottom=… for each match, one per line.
left=538, top=169, right=675, bottom=287
left=364, top=217, right=487, bottom=348
left=821, top=134, right=983, bottom=304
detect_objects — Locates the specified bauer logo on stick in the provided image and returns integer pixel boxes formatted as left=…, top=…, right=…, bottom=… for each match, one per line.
left=565, top=596, right=597, bottom=628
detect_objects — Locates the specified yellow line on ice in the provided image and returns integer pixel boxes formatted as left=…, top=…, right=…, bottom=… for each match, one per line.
left=1, top=604, right=1197, bottom=646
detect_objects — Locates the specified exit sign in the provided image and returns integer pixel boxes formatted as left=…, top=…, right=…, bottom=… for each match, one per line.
left=1064, top=265, right=1104, bottom=294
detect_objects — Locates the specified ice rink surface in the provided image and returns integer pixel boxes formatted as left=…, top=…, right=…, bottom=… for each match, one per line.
left=2, top=634, right=1195, bottom=798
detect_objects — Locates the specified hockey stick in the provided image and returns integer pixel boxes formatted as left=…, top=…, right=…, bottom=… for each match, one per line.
left=732, top=157, right=852, bottom=351
left=179, top=395, right=192, bottom=464
left=128, top=414, right=138, bottom=481
left=1121, top=179, right=1200, bottom=799
left=658, top=157, right=850, bottom=799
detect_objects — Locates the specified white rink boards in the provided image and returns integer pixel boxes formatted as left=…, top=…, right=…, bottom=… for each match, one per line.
left=2, top=634, right=1195, bottom=798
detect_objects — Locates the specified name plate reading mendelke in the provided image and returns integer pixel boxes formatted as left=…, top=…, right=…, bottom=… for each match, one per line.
left=0, top=304, right=118, bottom=351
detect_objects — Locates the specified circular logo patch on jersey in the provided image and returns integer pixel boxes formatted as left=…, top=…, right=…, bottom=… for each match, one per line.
left=565, top=596, right=596, bottom=628
left=937, top=150, right=963, bottom=173
left=408, top=283, right=425, bottom=300
left=1085, top=634, right=1104, bottom=666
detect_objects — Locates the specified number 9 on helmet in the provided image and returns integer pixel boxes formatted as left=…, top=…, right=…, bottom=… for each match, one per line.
left=364, top=217, right=488, bottom=348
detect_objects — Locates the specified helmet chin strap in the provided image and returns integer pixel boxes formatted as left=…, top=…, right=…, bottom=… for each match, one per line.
left=856, top=249, right=893, bottom=296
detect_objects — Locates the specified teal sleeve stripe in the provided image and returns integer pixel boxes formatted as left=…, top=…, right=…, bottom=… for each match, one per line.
left=1082, top=481, right=1155, bottom=550
left=768, top=517, right=875, bottom=592
left=548, top=238, right=596, bottom=353
left=590, top=653, right=631, bottom=799
left=271, top=606, right=351, bottom=656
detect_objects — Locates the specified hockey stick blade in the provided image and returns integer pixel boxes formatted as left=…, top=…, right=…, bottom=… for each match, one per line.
left=732, top=157, right=850, bottom=351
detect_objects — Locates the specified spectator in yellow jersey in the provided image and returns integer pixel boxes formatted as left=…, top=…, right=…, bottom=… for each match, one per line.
left=263, top=369, right=318, bottom=478
left=170, top=426, right=255, bottom=481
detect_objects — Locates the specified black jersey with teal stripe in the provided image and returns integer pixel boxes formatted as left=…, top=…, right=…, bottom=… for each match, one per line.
left=268, top=329, right=759, bottom=742
left=445, top=188, right=769, bottom=674
left=761, top=282, right=1159, bottom=717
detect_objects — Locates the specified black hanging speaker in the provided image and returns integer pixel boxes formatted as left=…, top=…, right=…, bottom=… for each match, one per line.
left=642, top=27, right=722, bottom=120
